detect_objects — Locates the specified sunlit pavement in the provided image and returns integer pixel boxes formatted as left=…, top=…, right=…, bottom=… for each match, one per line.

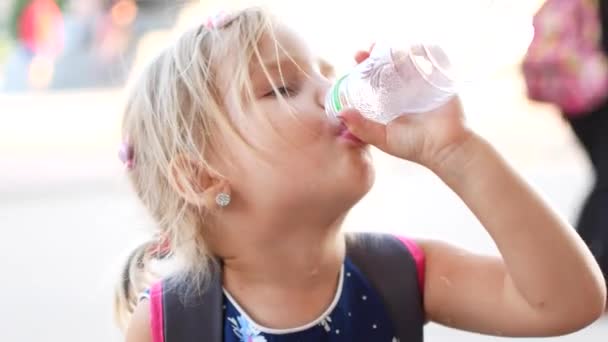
left=1, top=68, right=607, bottom=341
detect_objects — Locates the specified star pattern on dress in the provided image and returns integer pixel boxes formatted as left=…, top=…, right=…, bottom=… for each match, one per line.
left=319, top=315, right=333, bottom=332
left=227, top=315, right=268, bottom=342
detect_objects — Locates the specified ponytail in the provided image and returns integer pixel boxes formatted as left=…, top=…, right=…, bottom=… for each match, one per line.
left=113, top=238, right=171, bottom=331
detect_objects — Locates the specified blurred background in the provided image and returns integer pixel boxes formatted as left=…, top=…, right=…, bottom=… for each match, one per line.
left=0, top=0, right=606, bottom=341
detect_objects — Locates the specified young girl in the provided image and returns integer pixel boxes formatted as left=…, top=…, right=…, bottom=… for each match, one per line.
left=115, top=7, right=606, bottom=342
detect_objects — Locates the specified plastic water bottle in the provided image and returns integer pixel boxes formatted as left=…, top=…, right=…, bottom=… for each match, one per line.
left=325, top=42, right=457, bottom=124
left=324, top=1, right=534, bottom=124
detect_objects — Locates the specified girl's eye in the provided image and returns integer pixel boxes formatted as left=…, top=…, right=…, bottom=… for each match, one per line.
left=264, top=86, right=295, bottom=98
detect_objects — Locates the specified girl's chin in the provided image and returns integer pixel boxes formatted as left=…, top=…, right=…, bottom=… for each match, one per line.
left=344, top=165, right=376, bottom=200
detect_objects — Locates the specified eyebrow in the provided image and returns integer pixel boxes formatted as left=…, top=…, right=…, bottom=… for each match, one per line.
left=251, top=57, right=335, bottom=81
left=250, top=58, right=293, bottom=85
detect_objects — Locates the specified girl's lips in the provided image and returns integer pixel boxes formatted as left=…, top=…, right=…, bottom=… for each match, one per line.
left=340, top=130, right=364, bottom=143
left=336, top=122, right=365, bottom=144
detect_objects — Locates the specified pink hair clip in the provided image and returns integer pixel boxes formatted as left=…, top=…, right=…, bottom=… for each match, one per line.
left=118, top=139, right=135, bottom=170
left=204, top=10, right=234, bottom=29
left=147, top=234, right=172, bottom=259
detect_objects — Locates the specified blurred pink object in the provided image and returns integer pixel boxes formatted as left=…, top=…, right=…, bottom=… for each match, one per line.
left=18, top=0, right=65, bottom=56
left=523, top=0, right=608, bottom=116
left=205, top=10, right=235, bottom=29
left=118, top=140, right=135, bottom=170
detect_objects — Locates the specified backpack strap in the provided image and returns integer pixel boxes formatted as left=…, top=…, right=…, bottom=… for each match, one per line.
left=346, top=232, right=425, bottom=342
left=600, top=0, right=608, bottom=53
left=148, top=283, right=165, bottom=342
left=157, top=266, right=224, bottom=342
left=154, top=233, right=424, bottom=342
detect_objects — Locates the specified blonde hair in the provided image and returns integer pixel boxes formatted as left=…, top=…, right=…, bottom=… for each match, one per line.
left=113, top=7, right=282, bottom=330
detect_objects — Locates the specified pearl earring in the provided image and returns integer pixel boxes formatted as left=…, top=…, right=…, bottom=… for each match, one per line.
left=215, top=193, right=231, bottom=207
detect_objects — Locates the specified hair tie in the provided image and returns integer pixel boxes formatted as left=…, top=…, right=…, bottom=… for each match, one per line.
left=147, top=235, right=172, bottom=259
left=204, top=10, right=234, bottom=29
left=118, top=140, right=135, bottom=170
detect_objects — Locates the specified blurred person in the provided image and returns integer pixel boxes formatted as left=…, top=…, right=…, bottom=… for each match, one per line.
left=48, top=0, right=178, bottom=89
left=564, top=0, right=608, bottom=292
left=60, top=0, right=103, bottom=52
left=115, top=7, right=605, bottom=342
left=524, top=0, right=608, bottom=299
left=2, top=0, right=65, bottom=90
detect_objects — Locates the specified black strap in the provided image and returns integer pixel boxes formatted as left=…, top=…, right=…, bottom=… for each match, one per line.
left=346, top=232, right=424, bottom=342
left=161, top=233, right=424, bottom=341
left=600, top=0, right=608, bottom=53
left=162, top=266, right=223, bottom=342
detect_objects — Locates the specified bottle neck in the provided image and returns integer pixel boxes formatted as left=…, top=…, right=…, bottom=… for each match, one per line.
left=325, top=74, right=349, bottom=119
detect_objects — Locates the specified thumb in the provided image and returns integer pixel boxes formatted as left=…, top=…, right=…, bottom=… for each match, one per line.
left=338, top=109, right=387, bottom=149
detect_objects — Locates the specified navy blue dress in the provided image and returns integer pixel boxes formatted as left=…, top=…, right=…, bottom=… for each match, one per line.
left=222, top=257, right=399, bottom=342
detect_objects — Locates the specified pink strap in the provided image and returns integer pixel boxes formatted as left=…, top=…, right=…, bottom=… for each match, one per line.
left=396, top=236, right=426, bottom=294
left=149, top=282, right=164, bottom=342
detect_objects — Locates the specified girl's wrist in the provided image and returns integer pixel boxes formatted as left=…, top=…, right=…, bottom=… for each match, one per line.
left=426, top=131, right=485, bottom=180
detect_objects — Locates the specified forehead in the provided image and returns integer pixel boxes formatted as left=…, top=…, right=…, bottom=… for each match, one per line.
left=215, top=24, right=312, bottom=95
left=256, top=24, right=312, bottom=65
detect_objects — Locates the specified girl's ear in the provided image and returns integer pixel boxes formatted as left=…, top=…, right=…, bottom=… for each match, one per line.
left=168, top=154, right=232, bottom=209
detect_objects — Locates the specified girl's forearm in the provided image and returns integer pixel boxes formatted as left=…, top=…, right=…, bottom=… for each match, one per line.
left=432, top=133, right=606, bottom=317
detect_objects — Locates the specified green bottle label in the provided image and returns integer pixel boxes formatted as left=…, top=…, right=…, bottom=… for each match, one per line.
left=331, top=74, right=348, bottom=113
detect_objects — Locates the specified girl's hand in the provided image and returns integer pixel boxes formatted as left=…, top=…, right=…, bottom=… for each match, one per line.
left=345, top=50, right=605, bottom=338
left=339, top=49, right=473, bottom=171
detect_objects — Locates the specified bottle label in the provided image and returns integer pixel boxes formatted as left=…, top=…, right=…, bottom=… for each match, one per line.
left=330, top=74, right=348, bottom=113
